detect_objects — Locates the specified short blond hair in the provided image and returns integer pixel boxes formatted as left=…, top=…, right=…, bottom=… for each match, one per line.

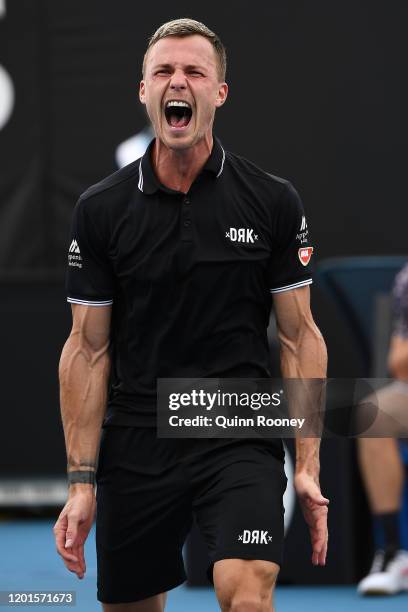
left=143, top=18, right=227, bottom=81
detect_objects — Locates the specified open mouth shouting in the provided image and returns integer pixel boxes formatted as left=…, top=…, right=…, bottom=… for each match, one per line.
left=164, top=100, right=193, bottom=130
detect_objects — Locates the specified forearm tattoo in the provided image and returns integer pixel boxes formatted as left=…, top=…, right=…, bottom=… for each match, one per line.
left=67, top=455, right=97, bottom=486
left=67, top=470, right=96, bottom=485
left=67, top=455, right=97, bottom=470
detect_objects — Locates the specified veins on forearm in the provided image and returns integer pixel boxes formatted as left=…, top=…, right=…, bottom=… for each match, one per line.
left=60, top=337, right=110, bottom=403
left=279, top=317, right=327, bottom=379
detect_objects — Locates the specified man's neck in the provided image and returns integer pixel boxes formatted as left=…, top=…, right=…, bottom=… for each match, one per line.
left=152, top=134, right=213, bottom=194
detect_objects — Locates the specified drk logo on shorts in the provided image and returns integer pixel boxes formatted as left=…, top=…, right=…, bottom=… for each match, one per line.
left=238, top=530, right=272, bottom=544
left=226, top=228, right=259, bottom=244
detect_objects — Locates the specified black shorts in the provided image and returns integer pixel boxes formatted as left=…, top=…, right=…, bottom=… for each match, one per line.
left=96, top=427, right=287, bottom=604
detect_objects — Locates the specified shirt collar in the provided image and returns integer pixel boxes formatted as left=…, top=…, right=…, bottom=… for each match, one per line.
left=138, top=136, right=226, bottom=195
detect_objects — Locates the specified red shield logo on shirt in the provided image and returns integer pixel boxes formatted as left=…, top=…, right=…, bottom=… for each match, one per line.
left=298, top=246, right=313, bottom=266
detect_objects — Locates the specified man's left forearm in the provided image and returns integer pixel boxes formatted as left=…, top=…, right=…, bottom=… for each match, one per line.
left=278, top=316, right=327, bottom=478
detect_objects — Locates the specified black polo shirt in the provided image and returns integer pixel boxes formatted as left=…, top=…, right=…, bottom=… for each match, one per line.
left=66, top=137, right=313, bottom=427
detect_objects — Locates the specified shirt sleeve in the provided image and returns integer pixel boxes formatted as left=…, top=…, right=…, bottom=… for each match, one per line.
left=65, top=197, right=115, bottom=306
left=267, top=182, right=314, bottom=294
left=392, top=263, right=408, bottom=338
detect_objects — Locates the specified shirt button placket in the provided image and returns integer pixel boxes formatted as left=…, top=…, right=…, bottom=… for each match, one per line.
left=181, top=196, right=192, bottom=241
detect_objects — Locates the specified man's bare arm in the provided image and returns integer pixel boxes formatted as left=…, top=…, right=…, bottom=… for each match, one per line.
left=59, top=303, right=112, bottom=491
left=388, top=335, right=408, bottom=380
left=273, top=286, right=329, bottom=566
left=53, top=303, right=111, bottom=580
left=273, top=285, right=327, bottom=472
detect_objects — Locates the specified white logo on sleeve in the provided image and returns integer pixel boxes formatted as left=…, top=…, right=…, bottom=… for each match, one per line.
left=68, top=239, right=82, bottom=268
left=226, top=228, right=259, bottom=244
left=296, top=216, right=309, bottom=244
left=69, top=239, right=81, bottom=254
left=238, top=530, right=272, bottom=544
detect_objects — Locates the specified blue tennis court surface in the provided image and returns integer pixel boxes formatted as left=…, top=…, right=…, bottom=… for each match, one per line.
left=1, top=520, right=408, bottom=611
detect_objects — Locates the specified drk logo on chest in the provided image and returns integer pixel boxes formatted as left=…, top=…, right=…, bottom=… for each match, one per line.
left=226, top=227, right=259, bottom=244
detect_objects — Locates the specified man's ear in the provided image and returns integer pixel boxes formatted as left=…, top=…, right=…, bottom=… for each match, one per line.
left=139, top=80, right=146, bottom=105
left=215, top=82, right=228, bottom=108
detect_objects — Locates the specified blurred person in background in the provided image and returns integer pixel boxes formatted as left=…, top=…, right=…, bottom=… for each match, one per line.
left=358, top=262, right=408, bottom=595
left=52, top=17, right=328, bottom=612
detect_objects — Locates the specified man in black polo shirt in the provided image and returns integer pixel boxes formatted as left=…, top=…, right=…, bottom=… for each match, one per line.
left=53, top=18, right=328, bottom=611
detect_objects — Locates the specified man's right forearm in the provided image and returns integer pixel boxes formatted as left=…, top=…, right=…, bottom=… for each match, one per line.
left=59, top=328, right=110, bottom=495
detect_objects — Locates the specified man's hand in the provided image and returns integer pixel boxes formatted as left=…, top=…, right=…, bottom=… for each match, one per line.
left=294, top=472, right=329, bottom=566
left=53, top=487, right=96, bottom=579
